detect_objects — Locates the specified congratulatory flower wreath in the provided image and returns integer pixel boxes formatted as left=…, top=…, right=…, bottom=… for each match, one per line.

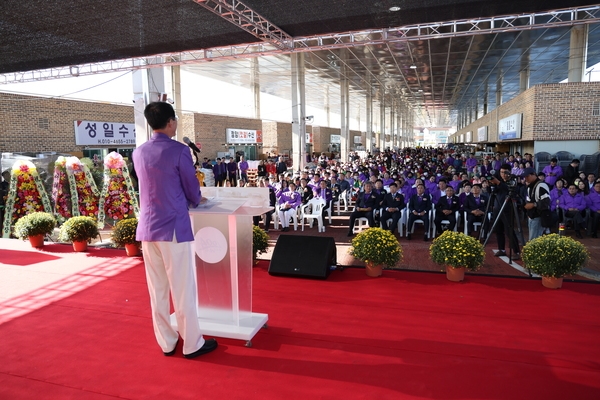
left=65, top=156, right=100, bottom=218
left=2, top=160, right=53, bottom=238
left=97, top=152, right=139, bottom=226
left=52, top=156, right=72, bottom=222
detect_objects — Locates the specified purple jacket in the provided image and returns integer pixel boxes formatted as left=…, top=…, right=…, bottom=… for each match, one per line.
left=466, top=157, right=478, bottom=171
left=278, top=190, right=301, bottom=209
left=213, top=162, right=227, bottom=176
left=586, top=191, right=600, bottom=213
left=542, top=165, right=563, bottom=187
left=133, top=133, right=200, bottom=242
left=549, top=187, right=565, bottom=211
left=226, top=161, right=238, bottom=174
left=559, top=192, right=586, bottom=211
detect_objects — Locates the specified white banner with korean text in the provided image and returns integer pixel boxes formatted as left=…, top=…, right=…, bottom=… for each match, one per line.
left=75, top=121, right=136, bottom=145
left=226, top=128, right=263, bottom=144
left=498, top=114, right=522, bottom=140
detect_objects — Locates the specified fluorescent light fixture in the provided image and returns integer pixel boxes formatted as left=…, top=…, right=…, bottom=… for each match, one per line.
left=410, top=65, right=417, bottom=69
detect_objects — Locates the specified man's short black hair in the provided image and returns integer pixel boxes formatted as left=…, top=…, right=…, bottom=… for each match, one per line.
left=144, top=102, right=176, bottom=130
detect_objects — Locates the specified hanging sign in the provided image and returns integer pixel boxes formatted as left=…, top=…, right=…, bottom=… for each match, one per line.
left=74, top=121, right=136, bottom=145
left=226, top=128, right=262, bottom=144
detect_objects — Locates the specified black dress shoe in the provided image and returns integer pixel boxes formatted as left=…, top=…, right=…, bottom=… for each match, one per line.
left=163, top=338, right=179, bottom=356
left=592, top=233, right=598, bottom=238
left=347, top=232, right=354, bottom=237
left=406, top=234, right=412, bottom=240
left=575, top=231, right=583, bottom=239
left=494, top=250, right=507, bottom=257
left=184, top=338, right=218, bottom=359
left=423, top=235, right=428, bottom=242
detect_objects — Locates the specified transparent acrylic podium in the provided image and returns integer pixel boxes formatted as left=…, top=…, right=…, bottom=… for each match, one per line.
left=170, top=187, right=272, bottom=347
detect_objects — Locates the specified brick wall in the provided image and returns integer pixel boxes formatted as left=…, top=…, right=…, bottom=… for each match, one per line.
left=533, top=82, right=600, bottom=141
left=0, top=92, right=134, bottom=153
left=193, top=113, right=262, bottom=159
left=453, top=82, right=600, bottom=152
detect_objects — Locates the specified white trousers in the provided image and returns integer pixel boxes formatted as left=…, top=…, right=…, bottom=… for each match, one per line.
left=278, top=208, right=295, bottom=228
left=142, top=234, right=205, bottom=355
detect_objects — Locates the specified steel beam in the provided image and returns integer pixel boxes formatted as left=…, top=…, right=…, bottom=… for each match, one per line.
left=192, top=0, right=292, bottom=50
left=1, top=5, right=599, bottom=84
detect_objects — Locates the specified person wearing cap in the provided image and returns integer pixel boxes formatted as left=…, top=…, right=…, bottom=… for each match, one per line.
left=564, top=159, right=580, bottom=186
left=542, top=158, right=562, bottom=187
left=522, top=167, right=551, bottom=241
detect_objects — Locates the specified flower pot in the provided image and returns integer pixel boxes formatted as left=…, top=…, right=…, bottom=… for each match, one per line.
left=446, top=266, right=465, bottom=282
left=28, top=234, right=45, bottom=248
left=125, top=243, right=140, bottom=257
left=72, top=241, right=88, bottom=252
left=542, top=276, right=563, bottom=289
left=365, top=263, right=383, bottom=277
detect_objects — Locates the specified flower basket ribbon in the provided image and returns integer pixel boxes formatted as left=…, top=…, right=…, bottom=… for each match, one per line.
left=52, top=159, right=71, bottom=223
left=65, top=157, right=99, bottom=219
left=97, top=154, right=139, bottom=228
left=2, top=161, right=53, bottom=238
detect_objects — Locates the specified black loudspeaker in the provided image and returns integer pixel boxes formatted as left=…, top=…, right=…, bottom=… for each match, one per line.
left=268, top=235, right=336, bottom=279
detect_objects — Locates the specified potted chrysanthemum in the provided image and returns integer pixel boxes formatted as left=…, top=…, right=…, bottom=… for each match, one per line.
left=112, top=217, right=140, bottom=256
left=522, top=234, right=589, bottom=289
left=349, top=227, right=403, bottom=277
left=13, top=212, right=57, bottom=248
left=58, top=216, right=100, bottom=252
left=429, top=230, right=485, bottom=281
left=252, top=225, right=269, bottom=263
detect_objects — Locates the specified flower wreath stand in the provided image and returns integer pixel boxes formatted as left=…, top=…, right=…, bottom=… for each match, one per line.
left=2, top=160, right=53, bottom=238
left=65, top=156, right=100, bottom=219
left=51, top=156, right=73, bottom=224
left=97, top=152, right=140, bottom=229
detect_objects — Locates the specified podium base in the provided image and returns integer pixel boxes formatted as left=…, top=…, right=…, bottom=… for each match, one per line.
left=170, top=312, right=268, bottom=344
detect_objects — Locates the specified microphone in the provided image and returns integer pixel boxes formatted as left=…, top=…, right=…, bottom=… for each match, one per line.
left=183, top=137, right=201, bottom=153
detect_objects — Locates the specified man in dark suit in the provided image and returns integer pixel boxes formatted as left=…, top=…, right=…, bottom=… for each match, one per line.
left=464, top=184, right=489, bottom=237
left=434, top=186, right=460, bottom=236
left=276, top=157, right=288, bottom=175
left=407, top=183, right=432, bottom=241
left=380, top=183, right=405, bottom=234
left=347, top=181, right=378, bottom=236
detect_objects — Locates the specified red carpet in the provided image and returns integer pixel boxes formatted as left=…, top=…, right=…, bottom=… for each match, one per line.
left=0, top=255, right=599, bottom=399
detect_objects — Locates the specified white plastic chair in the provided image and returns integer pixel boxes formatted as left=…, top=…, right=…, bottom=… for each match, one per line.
left=276, top=203, right=299, bottom=231
left=381, top=207, right=407, bottom=236
left=300, top=198, right=326, bottom=232
left=408, top=207, right=433, bottom=238
left=353, top=217, right=370, bottom=234
left=335, top=190, right=349, bottom=215
left=432, top=209, right=460, bottom=237
left=463, top=212, right=490, bottom=236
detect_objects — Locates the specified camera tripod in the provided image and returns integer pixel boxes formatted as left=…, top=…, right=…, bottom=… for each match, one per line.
left=481, top=188, right=527, bottom=273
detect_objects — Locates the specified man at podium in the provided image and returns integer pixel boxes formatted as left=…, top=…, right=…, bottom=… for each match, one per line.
left=133, top=102, right=218, bottom=359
